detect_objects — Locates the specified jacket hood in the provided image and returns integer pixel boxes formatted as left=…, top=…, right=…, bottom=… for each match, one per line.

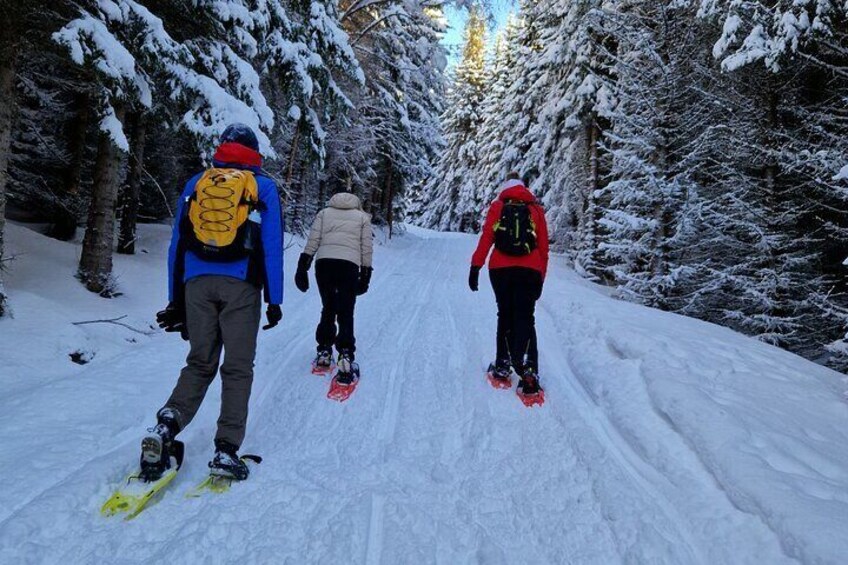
left=498, top=179, right=536, bottom=203
left=329, top=192, right=362, bottom=210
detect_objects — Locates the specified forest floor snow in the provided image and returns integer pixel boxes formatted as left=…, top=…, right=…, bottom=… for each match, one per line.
left=1, top=222, right=847, bottom=564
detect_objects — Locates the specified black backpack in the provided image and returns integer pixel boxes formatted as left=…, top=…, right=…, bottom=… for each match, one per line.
left=494, top=200, right=537, bottom=256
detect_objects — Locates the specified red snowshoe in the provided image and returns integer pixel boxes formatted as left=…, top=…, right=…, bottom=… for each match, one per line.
left=327, top=354, right=360, bottom=402
left=517, top=370, right=545, bottom=407
left=486, top=362, right=512, bottom=390
left=327, top=375, right=359, bottom=402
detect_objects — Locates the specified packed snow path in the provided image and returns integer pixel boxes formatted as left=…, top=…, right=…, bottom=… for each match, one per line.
left=2, top=225, right=848, bottom=564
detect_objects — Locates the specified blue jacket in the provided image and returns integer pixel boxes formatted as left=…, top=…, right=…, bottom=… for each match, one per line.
left=168, top=163, right=284, bottom=305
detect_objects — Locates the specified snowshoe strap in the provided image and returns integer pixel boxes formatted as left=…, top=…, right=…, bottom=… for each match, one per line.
left=172, top=440, right=186, bottom=470
left=241, top=454, right=262, bottom=465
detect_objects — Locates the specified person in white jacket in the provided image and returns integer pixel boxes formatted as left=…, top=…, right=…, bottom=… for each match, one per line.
left=295, top=191, right=374, bottom=384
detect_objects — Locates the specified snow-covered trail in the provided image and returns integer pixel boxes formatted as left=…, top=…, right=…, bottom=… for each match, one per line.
left=2, top=225, right=847, bottom=564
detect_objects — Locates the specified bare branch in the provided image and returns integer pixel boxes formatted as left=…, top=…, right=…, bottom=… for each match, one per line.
left=72, top=315, right=156, bottom=336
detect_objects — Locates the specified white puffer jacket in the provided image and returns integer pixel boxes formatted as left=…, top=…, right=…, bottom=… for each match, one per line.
left=304, top=193, right=373, bottom=267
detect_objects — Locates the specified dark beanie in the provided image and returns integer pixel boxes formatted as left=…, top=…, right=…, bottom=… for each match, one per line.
left=221, top=123, right=260, bottom=152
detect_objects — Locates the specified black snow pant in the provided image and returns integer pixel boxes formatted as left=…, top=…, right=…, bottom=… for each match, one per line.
left=489, top=267, right=542, bottom=373
left=315, top=258, right=359, bottom=358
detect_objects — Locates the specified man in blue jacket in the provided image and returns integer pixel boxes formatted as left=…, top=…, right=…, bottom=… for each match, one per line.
left=146, top=124, right=283, bottom=481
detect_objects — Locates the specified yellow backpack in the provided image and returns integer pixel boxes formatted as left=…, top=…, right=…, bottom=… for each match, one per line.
left=182, top=168, right=261, bottom=261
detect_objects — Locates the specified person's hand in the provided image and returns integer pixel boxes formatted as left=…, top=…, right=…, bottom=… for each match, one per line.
left=295, top=253, right=312, bottom=293
left=156, top=302, right=188, bottom=340
left=263, top=304, right=283, bottom=330
left=534, top=273, right=544, bottom=301
left=295, top=270, right=309, bottom=293
left=468, top=266, right=481, bottom=292
left=358, top=267, right=373, bottom=296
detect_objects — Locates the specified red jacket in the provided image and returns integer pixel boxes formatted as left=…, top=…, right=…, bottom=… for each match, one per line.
left=471, top=181, right=550, bottom=279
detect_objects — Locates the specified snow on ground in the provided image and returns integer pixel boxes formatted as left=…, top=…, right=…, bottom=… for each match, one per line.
left=1, top=222, right=847, bottom=564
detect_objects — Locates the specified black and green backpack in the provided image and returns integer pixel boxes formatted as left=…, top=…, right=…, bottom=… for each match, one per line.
left=494, top=200, right=537, bottom=256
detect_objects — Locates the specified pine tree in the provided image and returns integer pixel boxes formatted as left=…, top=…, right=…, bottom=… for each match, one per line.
left=0, top=1, right=54, bottom=314
left=418, top=8, right=487, bottom=232
left=355, top=2, right=447, bottom=230
left=472, top=15, right=521, bottom=206
left=0, top=6, right=19, bottom=316
left=410, top=0, right=847, bottom=370
left=592, top=2, right=704, bottom=308
left=694, top=0, right=848, bottom=358
left=549, top=1, right=616, bottom=274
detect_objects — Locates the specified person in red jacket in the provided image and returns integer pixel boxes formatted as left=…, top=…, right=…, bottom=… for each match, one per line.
left=469, top=172, right=549, bottom=399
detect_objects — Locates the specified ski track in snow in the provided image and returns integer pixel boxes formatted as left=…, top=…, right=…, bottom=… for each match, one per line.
left=1, top=225, right=846, bottom=563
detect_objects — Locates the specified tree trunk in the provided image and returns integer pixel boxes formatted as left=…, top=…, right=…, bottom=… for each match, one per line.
left=286, top=124, right=301, bottom=188
left=381, top=163, right=394, bottom=238
left=78, top=104, right=126, bottom=295
left=0, top=34, right=18, bottom=317
left=64, top=92, right=90, bottom=195
left=585, top=121, right=600, bottom=244
left=577, top=120, right=601, bottom=277
left=47, top=91, right=91, bottom=242
left=763, top=85, right=782, bottom=323
left=386, top=183, right=395, bottom=238
left=118, top=112, right=147, bottom=254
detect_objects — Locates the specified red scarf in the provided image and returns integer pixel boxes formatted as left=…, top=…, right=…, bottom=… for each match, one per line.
left=213, top=142, right=262, bottom=168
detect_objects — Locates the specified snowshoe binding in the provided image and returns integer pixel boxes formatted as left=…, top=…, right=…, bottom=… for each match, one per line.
left=312, top=348, right=335, bottom=375
left=486, top=360, right=513, bottom=390
left=101, top=409, right=184, bottom=520
left=517, top=369, right=545, bottom=407
left=328, top=351, right=360, bottom=402
left=187, top=441, right=262, bottom=497
left=139, top=408, right=181, bottom=482
left=209, top=440, right=251, bottom=480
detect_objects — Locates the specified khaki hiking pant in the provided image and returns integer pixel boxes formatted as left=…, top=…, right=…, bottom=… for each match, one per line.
left=163, top=276, right=261, bottom=448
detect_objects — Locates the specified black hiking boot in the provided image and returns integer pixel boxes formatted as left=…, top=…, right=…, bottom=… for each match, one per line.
left=518, top=368, right=541, bottom=396
left=335, top=350, right=360, bottom=385
left=314, top=348, right=333, bottom=369
left=488, top=359, right=512, bottom=381
left=140, top=408, right=181, bottom=481
left=209, top=440, right=250, bottom=481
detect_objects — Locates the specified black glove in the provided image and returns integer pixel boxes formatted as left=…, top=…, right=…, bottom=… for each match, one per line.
left=263, top=304, right=282, bottom=330
left=468, top=266, right=481, bottom=292
left=358, top=266, right=373, bottom=295
left=295, top=253, right=312, bottom=293
left=156, top=302, right=189, bottom=341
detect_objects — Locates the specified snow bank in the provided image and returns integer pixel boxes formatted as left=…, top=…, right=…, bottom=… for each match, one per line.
left=0, top=222, right=171, bottom=392
left=546, top=265, right=848, bottom=564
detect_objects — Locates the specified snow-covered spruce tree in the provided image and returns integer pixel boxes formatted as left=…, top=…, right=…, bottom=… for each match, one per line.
left=0, top=4, right=25, bottom=315
left=418, top=8, right=487, bottom=232
left=471, top=15, right=521, bottom=206
left=11, top=44, right=94, bottom=243
left=0, top=1, right=56, bottom=314
left=269, top=0, right=363, bottom=170
left=695, top=0, right=848, bottom=360
left=341, top=1, right=446, bottom=231
left=483, top=1, right=545, bottom=189
left=592, top=1, right=707, bottom=309
left=53, top=2, right=148, bottom=294
left=265, top=0, right=365, bottom=231
left=520, top=0, right=617, bottom=276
